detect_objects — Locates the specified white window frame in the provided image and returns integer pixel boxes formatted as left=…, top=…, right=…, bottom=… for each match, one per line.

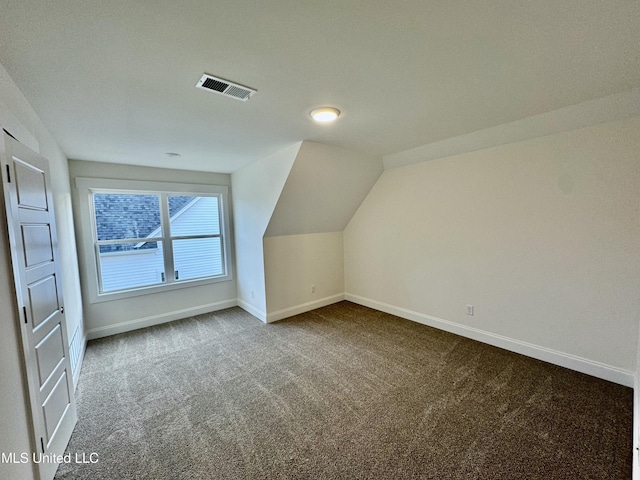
left=76, top=177, right=234, bottom=304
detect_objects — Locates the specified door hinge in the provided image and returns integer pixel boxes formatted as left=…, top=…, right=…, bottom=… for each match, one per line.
left=23, top=306, right=27, bottom=324
left=5, top=164, right=10, bottom=183
left=40, top=437, right=45, bottom=454
left=60, top=306, right=64, bottom=315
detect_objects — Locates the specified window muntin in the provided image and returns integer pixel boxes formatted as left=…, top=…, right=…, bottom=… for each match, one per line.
left=86, top=185, right=230, bottom=297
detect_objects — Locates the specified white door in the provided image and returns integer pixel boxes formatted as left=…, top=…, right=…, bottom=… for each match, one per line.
left=1, top=131, right=77, bottom=480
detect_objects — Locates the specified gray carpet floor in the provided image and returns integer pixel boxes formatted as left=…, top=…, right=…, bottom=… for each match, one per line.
left=55, top=301, right=632, bottom=479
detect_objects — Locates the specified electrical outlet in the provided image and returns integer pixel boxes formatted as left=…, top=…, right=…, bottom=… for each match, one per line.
left=466, top=305, right=474, bottom=316
left=311, top=285, right=316, bottom=294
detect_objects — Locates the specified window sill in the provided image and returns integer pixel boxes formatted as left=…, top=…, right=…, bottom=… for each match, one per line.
left=89, top=273, right=234, bottom=304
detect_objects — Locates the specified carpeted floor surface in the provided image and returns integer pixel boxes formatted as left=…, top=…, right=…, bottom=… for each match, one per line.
left=55, top=301, right=632, bottom=479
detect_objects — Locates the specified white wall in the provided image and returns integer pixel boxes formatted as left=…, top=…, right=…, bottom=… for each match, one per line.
left=231, top=143, right=301, bottom=321
left=0, top=62, right=82, bottom=480
left=69, top=160, right=236, bottom=338
left=260, top=142, right=380, bottom=321
left=264, top=233, right=344, bottom=321
left=345, top=116, right=640, bottom=385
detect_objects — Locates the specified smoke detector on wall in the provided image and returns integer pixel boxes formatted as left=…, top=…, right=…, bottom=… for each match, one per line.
left=196, top=73, right=257, bottom=101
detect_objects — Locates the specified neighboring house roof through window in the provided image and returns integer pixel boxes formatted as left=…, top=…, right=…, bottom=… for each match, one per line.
left=94, top=195, right=192, bottom=252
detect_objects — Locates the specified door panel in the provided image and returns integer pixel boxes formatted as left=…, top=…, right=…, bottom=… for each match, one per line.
left=42, top=371, right=71, bottom=439
left=22, top=224, right=54, bottom=266
left=1, top=132, right=77, bottom=480
left=14, top=158, right=48, bottom=209
left=28, top=275, right=60, bottom=329
left=35, top=324, right=65, bottom=385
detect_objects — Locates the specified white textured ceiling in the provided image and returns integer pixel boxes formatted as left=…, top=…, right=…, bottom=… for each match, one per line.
left=0, top=1, right=639, bottom=173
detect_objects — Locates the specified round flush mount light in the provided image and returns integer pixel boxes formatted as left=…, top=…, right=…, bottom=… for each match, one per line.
left=310, top=107, right=341, bottom=123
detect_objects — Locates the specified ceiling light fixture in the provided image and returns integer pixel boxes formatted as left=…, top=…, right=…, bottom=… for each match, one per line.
left=310, top=107, right=341, bottom=123
left=165, top=152, right=181, bottom=158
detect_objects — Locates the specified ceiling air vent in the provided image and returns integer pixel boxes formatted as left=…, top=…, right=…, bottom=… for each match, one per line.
left=196, top=74, right=256, bottom=101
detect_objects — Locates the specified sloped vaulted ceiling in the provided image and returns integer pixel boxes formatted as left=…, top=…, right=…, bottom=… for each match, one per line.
left=265, top=141, right=383, bottom=237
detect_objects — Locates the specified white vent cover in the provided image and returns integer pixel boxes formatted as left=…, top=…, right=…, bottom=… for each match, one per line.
left=196, top=74, right=256, bottom=101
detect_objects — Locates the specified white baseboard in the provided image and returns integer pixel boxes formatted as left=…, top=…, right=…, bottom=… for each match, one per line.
left=266, top=294, right=345, bottom=323
left=85, top=299, right=238, bottom=340
left=237, top=298, right=267, bottom=323
left=345, top=293, right=634, bottom=387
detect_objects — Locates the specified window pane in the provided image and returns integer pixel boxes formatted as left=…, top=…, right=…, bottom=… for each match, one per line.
left=169, top=196, right=220, bottom=237
left=94, top=193, right=161, bottom=241
left=173, top=237, right=223, bottom=281
left=99, top=241, right=165, bottom=292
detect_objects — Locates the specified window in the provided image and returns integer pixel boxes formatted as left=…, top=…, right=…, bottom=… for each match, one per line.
left=76, top=178, right=232, bottom=302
